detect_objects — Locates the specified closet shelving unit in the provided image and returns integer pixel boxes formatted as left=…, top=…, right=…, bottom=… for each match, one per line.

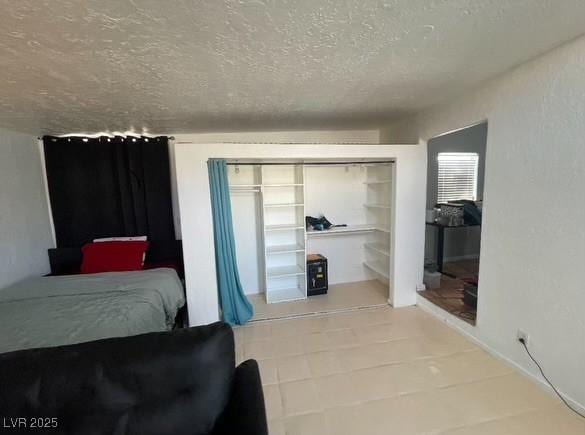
left=306, top=223, right=377, bottom=237
left=362, top=164, right=393, bottom=281
left=261, top=164, right=307, bottom=304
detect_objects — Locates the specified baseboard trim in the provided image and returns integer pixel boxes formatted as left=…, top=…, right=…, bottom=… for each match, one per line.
left=416, top=295, right=585, bottom=415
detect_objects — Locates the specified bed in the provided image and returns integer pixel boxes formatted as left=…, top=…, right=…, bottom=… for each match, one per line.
left=0, top=268, right=185, bottom=354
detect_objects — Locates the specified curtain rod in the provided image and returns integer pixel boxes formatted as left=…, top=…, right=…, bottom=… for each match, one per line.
left=226, top=160, right=394, bottom=166
left=38, top=136, right=175, bottom=140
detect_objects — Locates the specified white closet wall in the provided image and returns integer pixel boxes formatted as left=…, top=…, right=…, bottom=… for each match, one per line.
left=305, top=165, right=370, bottom=284
left=228, top=165, right=264, bottom=295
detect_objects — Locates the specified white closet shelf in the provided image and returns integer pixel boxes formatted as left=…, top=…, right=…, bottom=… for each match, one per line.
left=364, top=180, right=392, bottom=185
left=265, top=224, right=305, bottom=232
left=364, top=242, right=390, bottom=257
left=267, top=265, right=305, bottom=278
left=364, top=261, right=390, bottom=279
left=266, top=244, right=305, bottom=254
left=230, top=184, right=261, bottom=188
left=364, top=203, right=392, bottom=209
left=263, top=203, right=304, bottom=208
left=263, top=183, right=304, bottom=187
left=267, top=286, right=305, bottom=303
left=306, top=224, right=377, bottom=237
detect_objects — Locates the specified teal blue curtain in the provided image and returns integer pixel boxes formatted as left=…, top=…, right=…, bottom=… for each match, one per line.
left=207, top=159, right=254, bottom=325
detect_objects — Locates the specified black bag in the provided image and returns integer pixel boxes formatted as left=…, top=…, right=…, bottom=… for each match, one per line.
left=305, top=215, right=333, bottom=231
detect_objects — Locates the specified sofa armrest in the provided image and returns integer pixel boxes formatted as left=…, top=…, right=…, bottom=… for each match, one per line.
left=212, top=359, right=268, bottom=435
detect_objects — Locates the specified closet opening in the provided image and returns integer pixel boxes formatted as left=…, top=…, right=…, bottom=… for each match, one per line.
left=227, top=159, right=396, bottom=321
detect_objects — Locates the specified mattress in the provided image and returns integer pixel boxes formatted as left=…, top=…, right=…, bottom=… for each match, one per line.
left=0, top=268, right=185, bottom=354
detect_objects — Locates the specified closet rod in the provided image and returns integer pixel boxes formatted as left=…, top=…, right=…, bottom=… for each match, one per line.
left=226, top=160, right=394, bottom=166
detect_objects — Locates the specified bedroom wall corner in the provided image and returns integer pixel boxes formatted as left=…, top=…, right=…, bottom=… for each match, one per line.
left=0, top=127, right=54, bottom=288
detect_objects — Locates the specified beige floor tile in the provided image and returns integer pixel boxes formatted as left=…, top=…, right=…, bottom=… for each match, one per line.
left=412, top=349, right=512, bottom=388
left=353, top=322, right=414, bottom=344
left=263, top=384, right=283, bottom=421
left=232, top=326, right=244, bottom=344
left=267, top=419, right=285, bottom=435
left=314, top=373, right=363, bottom=408
left=280, top=379, right=323, bottom=417
left=271, top=336, right=304, bottom=358
left=270, top=319, right=303, bottom=338
left=302, top=332, right=332, bottom=353
left=244, top=339, right=273, bottom=360
left=326, top=312, right=356, bottom=331
left=327, top=328, right=360, bottom=348
left=357, top=392, right=465, bottom=435
left=257, top=358, right=279, bottom=385
left=439, top=374, right=556, bottom=425
left=351, top=362, right=430, bottom=401
left=442, top=405, right=585, bottom=435
left=346, top=307, right=394, bottom=328
left=276, top=354, right=312, bottom=383
left=235, top=344, right=244, bottom=364
left=251, top=280, right=387, bottom=321
left=377, top=337, right=438, bottom=363
left=306, top=350, right=345, bottom=377
left=239, top=306, right=578, bottom=434
left=336, top=342, right=393, bottom=371
left=243, top=322, right=272, bottom=342
left=379, top=335, right=476, bottom=363
left=283, top=412, right=329, bottom=435
left=324, top=405, right=372, bottom=435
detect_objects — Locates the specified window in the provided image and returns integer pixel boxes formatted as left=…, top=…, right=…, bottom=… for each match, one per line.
left=437, top=152, right=479, bottom=203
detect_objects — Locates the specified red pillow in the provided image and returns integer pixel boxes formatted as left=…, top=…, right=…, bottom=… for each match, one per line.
left=80, top=241, right=150, bottom=274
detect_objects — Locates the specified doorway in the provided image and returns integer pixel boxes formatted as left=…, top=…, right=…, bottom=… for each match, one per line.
left=419, top=122, right=487, bottom=325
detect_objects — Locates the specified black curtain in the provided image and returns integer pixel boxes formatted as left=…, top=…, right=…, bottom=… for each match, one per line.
left=43, top=136, right=176, bottom=263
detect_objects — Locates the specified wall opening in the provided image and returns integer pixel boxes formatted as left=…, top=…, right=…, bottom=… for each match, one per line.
left=419, top=121, right=488, bottom=325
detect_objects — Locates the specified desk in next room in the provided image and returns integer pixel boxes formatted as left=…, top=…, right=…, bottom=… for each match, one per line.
left=426, top=222, right=481, bottom=277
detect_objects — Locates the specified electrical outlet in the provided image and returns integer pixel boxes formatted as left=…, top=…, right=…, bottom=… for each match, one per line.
left=517, top=329, right=530, bottom=346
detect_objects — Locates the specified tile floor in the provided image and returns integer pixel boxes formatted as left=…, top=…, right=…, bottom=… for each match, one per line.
left=234, top=306, right=584, bottom=435
left=419, top=260, right=479, bottom=325
left=249, top=280, right=388, bottom=321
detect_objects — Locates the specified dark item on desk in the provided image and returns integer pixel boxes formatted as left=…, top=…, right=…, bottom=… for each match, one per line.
left=307, top=254, right=328, bottom=296
left=459, top=200, right=482, bottom=225
left=305, top=215, right=348, bottom=231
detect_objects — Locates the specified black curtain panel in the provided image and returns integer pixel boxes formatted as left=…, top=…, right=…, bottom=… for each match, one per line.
left=43, top=136, right=176, bottom=263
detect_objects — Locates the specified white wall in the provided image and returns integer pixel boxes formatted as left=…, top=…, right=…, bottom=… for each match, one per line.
left=230, top=190, right=264, bottom=295
left=173, top=141, right=426, bottom=326
left=381, top=36, right=585, bottom=410
left=0, top=128, right=54, bottom=288
left=305, top=165, right=372, bottom=285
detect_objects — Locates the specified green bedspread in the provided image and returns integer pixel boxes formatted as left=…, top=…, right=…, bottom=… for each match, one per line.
left=0, top=268, right=185, bottom=354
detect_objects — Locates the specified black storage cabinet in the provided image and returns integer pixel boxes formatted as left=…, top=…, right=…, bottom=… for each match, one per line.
left=307, top=254, right=328, bottom=296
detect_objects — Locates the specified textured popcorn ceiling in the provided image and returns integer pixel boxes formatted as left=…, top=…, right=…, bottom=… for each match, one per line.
left=1, top=0, right=584, bottom=135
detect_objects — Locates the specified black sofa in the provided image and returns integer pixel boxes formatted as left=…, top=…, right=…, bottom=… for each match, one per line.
left=0, top=322, right=267, bottom=435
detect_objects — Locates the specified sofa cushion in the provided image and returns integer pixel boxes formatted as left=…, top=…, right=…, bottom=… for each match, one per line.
left=0, top=323, right=235, bottom=435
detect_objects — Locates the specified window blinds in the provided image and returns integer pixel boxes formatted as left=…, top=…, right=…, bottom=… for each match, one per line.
left=437, top=152, right=479, bottom=203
